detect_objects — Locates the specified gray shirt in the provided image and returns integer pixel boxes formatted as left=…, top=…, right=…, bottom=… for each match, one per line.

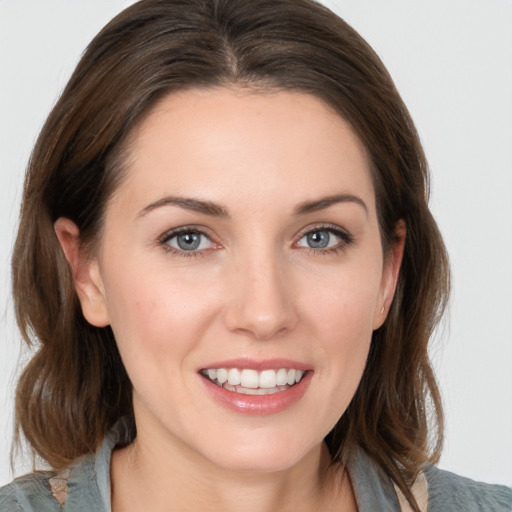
left=1, top=420, right=511, bottom=511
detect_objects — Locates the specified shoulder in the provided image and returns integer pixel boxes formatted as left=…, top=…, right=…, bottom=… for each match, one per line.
left=0, top=419, right=131, bottom=511
left=0, top=455, right=104, bottom=512
left=0, top=471, right=60, bottom=511
left=0, top=457, right=103, bottom=511
left=0, top=454, right=110, bottom=512
left=424, top=464, right=512, bottom=512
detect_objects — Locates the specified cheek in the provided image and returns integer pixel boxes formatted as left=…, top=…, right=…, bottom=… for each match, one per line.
left=101, top=260, right=221, bottom=367
left=312, top=285, right=374, bottom=384
left=298, top=260, right=381, bottom=410
left=100, top=264, right=226, bottom=426
left=301, top=259, right=382, bottom=342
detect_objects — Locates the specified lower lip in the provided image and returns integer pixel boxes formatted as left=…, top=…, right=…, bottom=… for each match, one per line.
left=200, top=372, right=312, bottom=416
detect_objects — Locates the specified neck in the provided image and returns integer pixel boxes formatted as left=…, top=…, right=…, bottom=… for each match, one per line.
left=110, top=420, right=356, bottom=512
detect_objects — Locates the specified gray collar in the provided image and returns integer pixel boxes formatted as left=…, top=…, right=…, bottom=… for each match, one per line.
left=347, top=446, right=401, bottom=511
left=91, top=419, right=400, bottom=511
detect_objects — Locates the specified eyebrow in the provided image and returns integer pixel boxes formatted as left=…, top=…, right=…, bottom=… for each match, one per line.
left=137, top=192, right=367, bottom=219
left=294, top=194, right=368, bottom=216
left=138, top=196, right=229, bottom=218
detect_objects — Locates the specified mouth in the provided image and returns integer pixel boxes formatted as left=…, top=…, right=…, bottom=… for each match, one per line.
left=200, top=367, right=307, bottom=396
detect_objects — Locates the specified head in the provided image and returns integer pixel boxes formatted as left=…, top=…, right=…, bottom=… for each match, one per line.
left=13, top=0, right=449, bottom=506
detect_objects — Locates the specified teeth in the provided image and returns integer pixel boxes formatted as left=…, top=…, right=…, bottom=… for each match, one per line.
left=201, top=367, right=307, bottom=391
left=232, top=386, right=285, bottom=395
left=240, top=369, right=259, bottom=388
left=259, top=369, right=277, bottom=388
left=216, top=368, right=228, bottom=384
left=227, top=368, right=241, bottom=386
left=276, top=368, right=288, bottom=386
left=222, top=383, right=291, bottom=395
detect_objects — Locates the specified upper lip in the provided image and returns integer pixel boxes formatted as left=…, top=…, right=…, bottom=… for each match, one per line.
left=198, top=358, right=312, bottom=372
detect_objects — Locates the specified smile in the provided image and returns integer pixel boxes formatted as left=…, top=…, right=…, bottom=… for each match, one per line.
left=200, top=368, right=306, bottom=395
left=199, top=359, right=312, bottom=415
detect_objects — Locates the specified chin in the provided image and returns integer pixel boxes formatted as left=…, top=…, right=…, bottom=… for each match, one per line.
left=212, top=453, right=303, bottom=474
left=196, top=433, right=317, bottom=474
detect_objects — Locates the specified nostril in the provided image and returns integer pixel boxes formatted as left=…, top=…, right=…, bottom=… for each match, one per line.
left=222, top=266, right=298, bottom=339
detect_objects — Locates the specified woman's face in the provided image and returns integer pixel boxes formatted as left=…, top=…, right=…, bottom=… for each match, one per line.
left=70, top=88, right=402, bottom=472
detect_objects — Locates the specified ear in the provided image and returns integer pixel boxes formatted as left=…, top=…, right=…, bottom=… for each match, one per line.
left=54, top=217, right=110, bottom=327
left=373, top=220, right=406, bottom=330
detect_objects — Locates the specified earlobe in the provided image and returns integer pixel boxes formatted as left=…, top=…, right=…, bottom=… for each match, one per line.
left=373, top=220, right=406, bottom=330
left=54, top=217, right=110, bottom=327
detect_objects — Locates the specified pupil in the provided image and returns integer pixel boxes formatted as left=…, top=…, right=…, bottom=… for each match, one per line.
left=308, top=231, right=329, bottom=248
left=177, top=232, right=200, bottom=250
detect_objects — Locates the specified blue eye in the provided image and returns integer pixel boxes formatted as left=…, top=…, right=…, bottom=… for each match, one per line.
left=164, top=230, right=213, bottom=252
left=304, top=230, right=331, bottom=249
left=297, top=227, right=351, bottom=251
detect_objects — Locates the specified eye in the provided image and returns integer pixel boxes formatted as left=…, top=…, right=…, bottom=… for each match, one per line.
left=296, top=227, right=353, bottom=251
left=161, top=229, right=214, bottom=253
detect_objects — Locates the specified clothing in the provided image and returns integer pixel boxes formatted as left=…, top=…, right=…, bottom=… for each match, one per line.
left=1, top=420, right=511, bottom=511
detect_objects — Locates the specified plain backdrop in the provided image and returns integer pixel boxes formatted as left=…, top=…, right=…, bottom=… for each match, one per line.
left=1, top=0, right=511, bottom=487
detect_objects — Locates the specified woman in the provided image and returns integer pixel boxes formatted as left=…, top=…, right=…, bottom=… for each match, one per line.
left=0, top=0, right=510, bottom=510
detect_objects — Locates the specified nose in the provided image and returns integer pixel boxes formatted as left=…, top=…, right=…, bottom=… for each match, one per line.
left=223, top=249, right=298, bottom=341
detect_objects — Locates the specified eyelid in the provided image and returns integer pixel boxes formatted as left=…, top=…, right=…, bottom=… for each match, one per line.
left=294, top=223, right=353, bottom=241
left=158, top=223, right=217, bottom=240
left=293, top=223, right=355, bottom=251
left=157, top=225, right=221, bottom=256
left=156, top=223, right=354, bottom=257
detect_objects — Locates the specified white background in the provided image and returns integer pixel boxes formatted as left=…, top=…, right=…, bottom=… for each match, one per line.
left=1, top=0, right=511, bottom=487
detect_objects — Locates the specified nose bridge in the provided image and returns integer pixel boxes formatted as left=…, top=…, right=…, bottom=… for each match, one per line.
left=224, top=241, right=297, bottom=340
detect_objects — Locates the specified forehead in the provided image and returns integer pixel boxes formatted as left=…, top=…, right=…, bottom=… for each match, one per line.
left=116, top=87, right=375, bottom=217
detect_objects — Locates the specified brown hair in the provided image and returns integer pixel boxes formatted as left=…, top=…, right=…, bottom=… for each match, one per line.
left=12, top=0, right=449, bottom=509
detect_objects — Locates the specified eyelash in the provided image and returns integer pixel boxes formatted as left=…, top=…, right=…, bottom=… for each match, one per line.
left=295, top=224, right=355, bottom=256
left=158, top=227, right=215, bottom=258
left=157, top=224, right=355, bottom=258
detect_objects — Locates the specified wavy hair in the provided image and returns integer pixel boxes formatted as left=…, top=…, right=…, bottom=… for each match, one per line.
left=12, top=1, right=449, bottom=509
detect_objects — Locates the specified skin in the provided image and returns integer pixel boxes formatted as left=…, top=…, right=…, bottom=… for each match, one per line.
left=56, top=88, right=405, bottom=512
